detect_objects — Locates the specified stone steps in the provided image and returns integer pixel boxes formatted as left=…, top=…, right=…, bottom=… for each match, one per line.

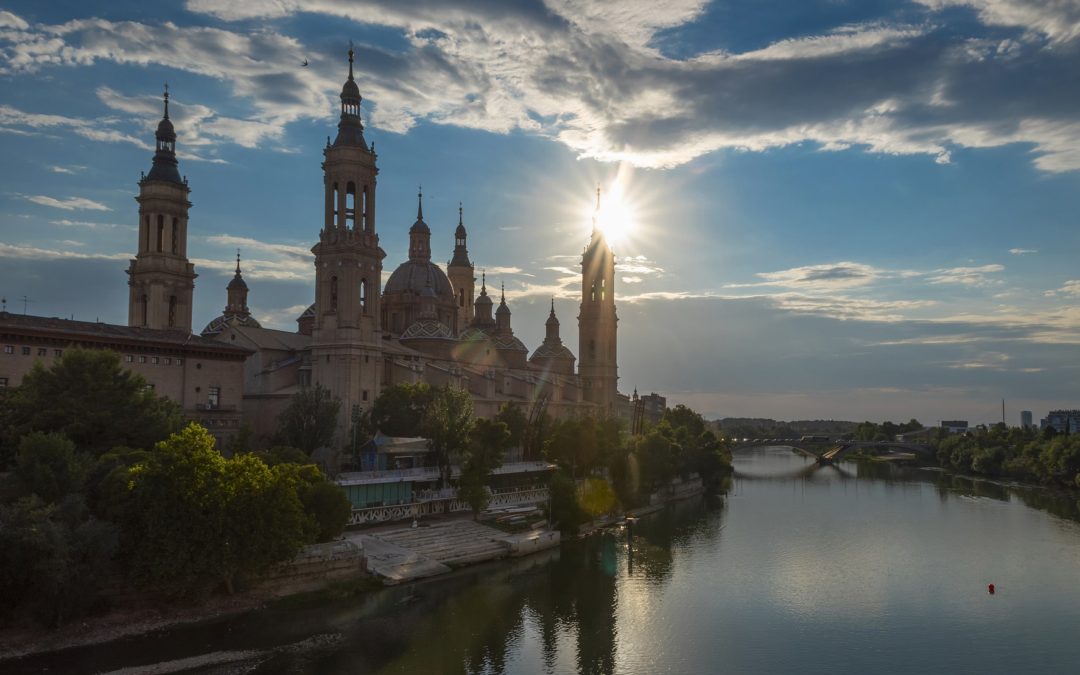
left=375, top=521, right=508, bottom=567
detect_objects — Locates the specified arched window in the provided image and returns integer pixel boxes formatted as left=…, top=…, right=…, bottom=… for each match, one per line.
left=156, top=215, right=164, bottom=252
left=590, top=282, right=596, bottom=303
left=168, top=296, right=177, bottom=327
left=346, top=182, right=356, bottom=229
left=144, top=216, right=150, bottom=252
left=330, top=276, right=338, bottom=311
left=362, top=186, right=369, bottom=231
left=589, top=339, right=596, bottom=358
left=600, top=278, right=606, bottom=301
left=140, top=295, right=148, bottom=326
left=360, top=278, right=367, bottom=313
left=332, top=182, right=339, bottom=225
left=171, top=218, right=178, bottom=254
left=459, top=288, right=465, bottom=308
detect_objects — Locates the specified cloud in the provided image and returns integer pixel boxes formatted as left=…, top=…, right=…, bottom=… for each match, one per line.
left=1045, top=280, right=1080, bottom=297
left=927, top=263, right=1005, bottom=286
left=1, top=3, right=1077, bottom=172
left=0, top=243, right=128, bottom=261
left=1008, top=248, right=1037, bottom=255
left=50, top=218, right=127, bottom=230
left=198, top=234, right=314, bottom=281
left=25, top=195, right=112, bottom=211
left=49, top=165, right=80, bottom=174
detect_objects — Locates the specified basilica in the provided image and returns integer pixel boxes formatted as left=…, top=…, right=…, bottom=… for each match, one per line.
left=0, top=51, right=624, bottom=446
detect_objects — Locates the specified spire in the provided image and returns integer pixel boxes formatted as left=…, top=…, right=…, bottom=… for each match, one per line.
left=481, top=271, right=486, bottom=293
left=333, top=45, right=366, bottom=148
left=234, top=248, right=241, bottom=276
left=495, top=281, right=511, bottom=336
left=545, top=297, right=560, bottom=341
left=417, top=187, right=424, bottom=221
left=408, top=186, right=431, bottom=260
left=145, top=85, right=182, bottom=184
left=459, top=202, right=463, bottom=227
left=450, top=201, right=471, bottom=267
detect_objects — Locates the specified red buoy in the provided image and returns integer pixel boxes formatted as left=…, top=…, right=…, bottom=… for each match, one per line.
left=988, top=584, right=995, bottom=594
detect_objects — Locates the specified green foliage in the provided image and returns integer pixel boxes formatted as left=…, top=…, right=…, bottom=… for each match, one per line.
left=548, top=470, right=585, bottom=534
left=458, top=418, right=510, bottom=516
left=422, top=386, right=475, bottom=487
left=0, top=348, right=182, bottom=464
left=275, top=384, right=341, bottom=455
left=370, top=382, right=433, bottom=437
left=300, top=480, right=353, bottom=542
left=494, top=403, right=528, bottom=450
left=0, top=496, right=118, bottom=628
left=254, top=445, right=310, bottom=467
left=933, top=425, right=1080, bottom=488
left=13, top=432, right=90, bottom=504
left=122, top=424, right=311, bottom=595
left=578, top=478, right=617, bottom=518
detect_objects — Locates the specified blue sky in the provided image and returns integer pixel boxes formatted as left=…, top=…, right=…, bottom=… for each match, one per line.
left=1, top=0, right=1078, bottom=424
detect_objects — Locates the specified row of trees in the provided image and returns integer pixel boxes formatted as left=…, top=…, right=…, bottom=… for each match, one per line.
left=935, top=424, right=1080, bottom=487
left=0, top=350, right=352, bottom=628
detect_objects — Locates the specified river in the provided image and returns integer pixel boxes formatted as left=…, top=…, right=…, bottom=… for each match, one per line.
left=10, top=446, right=1080, bottom=674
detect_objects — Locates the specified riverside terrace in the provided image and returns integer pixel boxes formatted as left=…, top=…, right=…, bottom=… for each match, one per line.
left=336, top=461, right=554, bottom=526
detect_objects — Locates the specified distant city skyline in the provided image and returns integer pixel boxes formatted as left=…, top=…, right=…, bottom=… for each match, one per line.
left=1, top=1, right=1078, bottom=424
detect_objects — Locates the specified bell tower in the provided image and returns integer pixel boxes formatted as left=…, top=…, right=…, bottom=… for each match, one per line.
left=311, top=47, right=385, bottom=439
left=446, top=203, right=474, bottom=334
left=127, top=87, right=196, bottom=331
left=578, top=189, right=618, bottom=412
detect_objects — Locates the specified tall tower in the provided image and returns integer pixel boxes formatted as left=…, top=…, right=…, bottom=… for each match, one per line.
left=447, top=203, right=474, bottom=334
left=311, top=48, right=385, bottom=437
left=127, top=87, right=196, bottom=331
left=578, top=189, right=618, bottom=412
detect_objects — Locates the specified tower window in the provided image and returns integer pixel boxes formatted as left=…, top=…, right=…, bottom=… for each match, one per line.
left=360, top=279, right=367, bottom=313
left=590, top=339, right=596, bottom=358
left=362, top=186, right=369, bottom=231
left=156, top=215, right=164, bottom=251
left=346, top=182, right=356, bottom=229
left=332, top=182, right=339, bottom=226
left=144, top=216, right=150, bottom=251
left=168, top=296, right=177, bottom=327
left=459, top=288, right=465, bottom=307
left=601, top=278, right=605, bottom=301
left=330, top=276, right=339, bottom=311
left=141, top=294, right=148, bottom=326
left=207, top=386, right=221, bottom=409
left=171, top=218, right=178, bottom=254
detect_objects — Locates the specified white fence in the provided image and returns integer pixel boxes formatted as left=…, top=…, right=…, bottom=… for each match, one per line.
left=348, top=487, right=550, bottom=526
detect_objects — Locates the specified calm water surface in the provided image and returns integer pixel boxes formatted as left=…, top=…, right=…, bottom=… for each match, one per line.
left=12, top=446, right=1080, bottom=674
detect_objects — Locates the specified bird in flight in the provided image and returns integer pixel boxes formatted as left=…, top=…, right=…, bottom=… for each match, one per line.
left=301, top=59, right=309, bottom=67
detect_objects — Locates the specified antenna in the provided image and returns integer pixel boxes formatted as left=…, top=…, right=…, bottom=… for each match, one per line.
left=21, top=295, right=30, bottom=315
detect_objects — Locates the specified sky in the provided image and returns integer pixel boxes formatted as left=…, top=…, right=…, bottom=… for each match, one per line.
left=0, top=0, right=1078, bottom=425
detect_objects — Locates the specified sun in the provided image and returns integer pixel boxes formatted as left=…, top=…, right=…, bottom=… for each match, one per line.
left=588, top=182, right=636, bottom=246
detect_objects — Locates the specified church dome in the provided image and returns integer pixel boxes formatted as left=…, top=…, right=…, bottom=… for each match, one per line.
left=401, top=318, right=454, bottom=340
left=493, top=334, right=528, bottom=353
left=341, top=78, right=360, bottom=100
left=201, top=313, right=261, bottom=337
left=156, top=116, right=176, bottom=140
left=384, top=260, right=455, bottom=301
left=530, top=342, right=574, bottom=361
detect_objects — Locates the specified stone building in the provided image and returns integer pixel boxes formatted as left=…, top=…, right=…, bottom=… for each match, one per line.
left=1, top=51, right=627, bottom=451
left=205, top=50, right=624, bottom=440
left=0, top=88, right=250, bottom=446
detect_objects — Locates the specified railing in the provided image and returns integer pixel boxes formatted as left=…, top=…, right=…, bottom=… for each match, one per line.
left=347, top=487, right=550, bottom=526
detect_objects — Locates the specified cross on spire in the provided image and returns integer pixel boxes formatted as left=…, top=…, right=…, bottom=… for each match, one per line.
left=348, top=40, right=355, bottom=81
left=163, top=83, right=170, bottom=119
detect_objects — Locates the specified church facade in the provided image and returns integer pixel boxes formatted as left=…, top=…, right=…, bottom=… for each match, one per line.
left=1, top=52, right=626, bottom=450
left=202, top=50, right=623, bottom=440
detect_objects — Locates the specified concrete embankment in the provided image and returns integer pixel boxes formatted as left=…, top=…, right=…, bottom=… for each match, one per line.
left=348, top=519, right=561, bottom=585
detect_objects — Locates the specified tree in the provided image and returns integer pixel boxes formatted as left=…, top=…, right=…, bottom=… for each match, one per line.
left=458, top=418, right=510, bottom=516
left=1, top=348, right=181, bottom=462
left=12, top=432, right=90, bottom=505
left=422, top=386, right=474, bottom=487
left=548, top=470, right=584, bottom=534
left=122, top=424, right=311, bottom=595
left=495, top=403, right=528, bottom=451
left=274, top=462, right=352, bottom=542
left=370, top=382, right=433, bottom=437
left=276, top=384, right=341, bottom=455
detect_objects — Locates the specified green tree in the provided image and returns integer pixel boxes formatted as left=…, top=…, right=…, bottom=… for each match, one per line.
left=495, top=403, right=528, bottom=450
left=548, top=470, right=584, bottom=534
left=370, top=382, right=433, bottom=437
left=274, top=462, right=352, bottom=542
left=12, top=432, right=90, bottom=505
left=122, top=424, right=311, bottom=595
left=458, top=418, right=510, bottom=516
left=1, top=348, right=181, bottom=462
left=276, top=384, right=341, bottom=455
left=422, top=386, right=474, bottom=487
left=0, top=496, right=119, bottom=628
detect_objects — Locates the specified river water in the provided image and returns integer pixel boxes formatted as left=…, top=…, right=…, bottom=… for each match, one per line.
left=11, top=446, right=1080, bottom=674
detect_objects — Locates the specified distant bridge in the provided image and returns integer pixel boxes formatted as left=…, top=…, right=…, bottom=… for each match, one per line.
left=732, top=438, right=935, bottom=464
